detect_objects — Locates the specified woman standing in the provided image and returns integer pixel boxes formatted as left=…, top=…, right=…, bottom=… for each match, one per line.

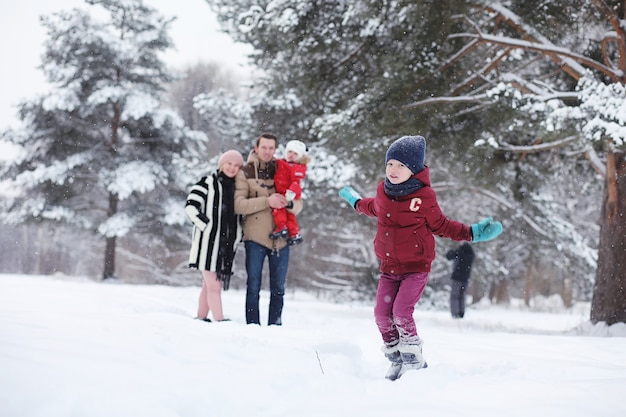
left=185, top=150, right=244, bottom=322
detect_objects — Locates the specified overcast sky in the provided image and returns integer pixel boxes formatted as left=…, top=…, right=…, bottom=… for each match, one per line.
left=0, top=0, right=251, bottom=129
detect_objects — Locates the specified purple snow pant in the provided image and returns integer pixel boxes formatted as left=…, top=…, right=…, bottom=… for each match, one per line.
left=374, top=271, right=429, bottom=345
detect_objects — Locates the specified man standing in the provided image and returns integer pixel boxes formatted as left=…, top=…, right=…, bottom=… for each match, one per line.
left=446, top=242, right=475, bottom=318
left=234, top=133, right=303, bottom=325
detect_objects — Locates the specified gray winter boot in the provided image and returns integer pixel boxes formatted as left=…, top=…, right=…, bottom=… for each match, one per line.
left=381, top=342, right=403, bottom=381
left=398, top=339, right=428, bottom=378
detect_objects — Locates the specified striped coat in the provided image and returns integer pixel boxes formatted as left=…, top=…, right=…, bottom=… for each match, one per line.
left=185, top=172, right=243, bottom=271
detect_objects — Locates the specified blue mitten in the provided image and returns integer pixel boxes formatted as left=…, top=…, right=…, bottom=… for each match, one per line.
left=339, top=186, right=362, bottom=208
left=471, top=217, right=503, bottom=242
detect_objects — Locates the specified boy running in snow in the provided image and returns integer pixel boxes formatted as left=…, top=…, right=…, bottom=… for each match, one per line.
left=339, top=135, right=503, bottom=380
left=269, top=139, right=310, bottom=246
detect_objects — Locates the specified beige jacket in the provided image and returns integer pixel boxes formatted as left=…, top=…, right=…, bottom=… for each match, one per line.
left=234, top=151, right=303, bottom=249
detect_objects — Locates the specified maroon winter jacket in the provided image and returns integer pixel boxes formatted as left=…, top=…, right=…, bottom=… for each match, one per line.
left=355, top=167, right=471, bottom=274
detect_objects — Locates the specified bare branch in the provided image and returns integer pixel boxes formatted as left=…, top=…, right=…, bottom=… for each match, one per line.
left=404, top=88, right=578, bottom=110
left=439, top=38, right=481, bottom=73
left=404, top=94, right=489, bottom=109
left=496, top=135, right=578, bottom=154
left=591, top=0, right=622, bottom=34
left=500, top=73, right=546, bottom=95
left=457, top=32, right=621, bottom=82
left=590, top=0, right=626, bottom=75
left=334, top=41, right=367, bottom=70
left=496, top=136, right=607, bottom=178
left=601, top=32, right=620, bottom=69
left=585, top=145, right=607, bottom=177
left=433, top=182, right=551, bottom=238
left=451, top=48, right=511, bottom=95
left=475, top=1, right=626, bottom=81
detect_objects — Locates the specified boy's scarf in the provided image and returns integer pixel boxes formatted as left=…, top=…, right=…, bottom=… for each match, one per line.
left=216, top=171, right=238, bottom=290
left=384, top=177, right=425, bottom=197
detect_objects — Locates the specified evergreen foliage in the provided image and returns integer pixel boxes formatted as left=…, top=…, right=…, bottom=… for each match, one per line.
left=0, top=0, right=207, bottom=279
left=1, top=0, right=623, bottom=319
left=202, top=0, right=625, bottom=308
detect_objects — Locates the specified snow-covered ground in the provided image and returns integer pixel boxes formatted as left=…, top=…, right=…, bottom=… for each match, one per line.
left=1, top=273, right=624, bottom=417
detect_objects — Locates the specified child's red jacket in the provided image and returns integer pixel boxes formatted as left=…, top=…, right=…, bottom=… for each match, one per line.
left=355, top=167, right=471, bottom=274
left=274, top=158, right=308, bottom=198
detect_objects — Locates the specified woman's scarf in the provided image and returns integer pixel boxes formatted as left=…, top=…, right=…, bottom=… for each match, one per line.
left=216, top=171, right=238, bottom=290
left=384, top=176, right=425, bottom=197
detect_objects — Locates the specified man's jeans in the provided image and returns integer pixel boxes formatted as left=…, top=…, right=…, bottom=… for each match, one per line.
left=244, top=241, right=290, bottom=325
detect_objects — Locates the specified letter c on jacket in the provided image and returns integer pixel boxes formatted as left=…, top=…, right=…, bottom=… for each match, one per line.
left=409, top=198, right=422, bottom=212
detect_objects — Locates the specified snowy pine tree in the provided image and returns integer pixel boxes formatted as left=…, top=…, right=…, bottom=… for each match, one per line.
left=0, top=0, right=206, bottom=279
left=433, top=1, right=626, bottom=324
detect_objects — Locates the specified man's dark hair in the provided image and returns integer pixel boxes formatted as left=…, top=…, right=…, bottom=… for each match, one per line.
left=256, top=132, right=278, bottom=147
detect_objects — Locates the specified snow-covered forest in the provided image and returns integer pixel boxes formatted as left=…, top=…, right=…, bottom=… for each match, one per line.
left=1, top=1, right=625, bottom=324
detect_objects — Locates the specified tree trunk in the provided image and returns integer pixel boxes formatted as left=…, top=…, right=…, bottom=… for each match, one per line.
left=590, top=150, right=626, bottom=325
left=102, top=191, right=119, bottom=280
left=103, top=100, right=121, bottom=280
left=103, top=236, right=116, bottom=279
left=493, top=279, right=510, bottom=305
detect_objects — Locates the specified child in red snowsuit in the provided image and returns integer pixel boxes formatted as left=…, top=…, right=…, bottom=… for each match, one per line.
left=269, top=140, right=310, bottom=245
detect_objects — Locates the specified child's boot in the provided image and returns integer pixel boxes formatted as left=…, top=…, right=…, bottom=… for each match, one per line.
left=398, top=338, right=428, bottom=378
left=381, top=342, right=403, bottom=381
left=287, top=234, right=303, bottom=245
left=269, top=227, right=288, bottom=240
